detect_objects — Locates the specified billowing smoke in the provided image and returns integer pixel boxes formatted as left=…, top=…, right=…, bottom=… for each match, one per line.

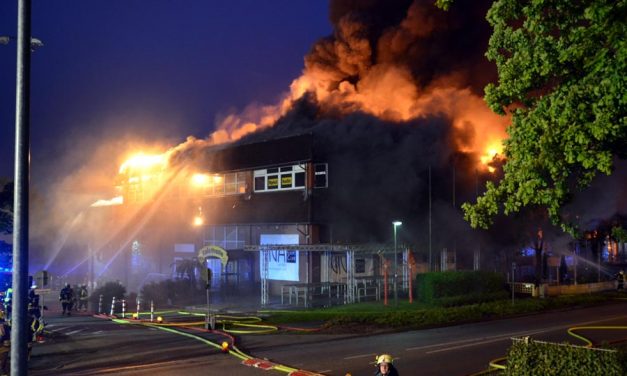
left=183, top=0, right=507, bottom=162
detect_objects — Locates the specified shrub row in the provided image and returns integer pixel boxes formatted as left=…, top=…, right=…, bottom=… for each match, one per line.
left=506, top=339, right=627, bottom=375
left=416, top=271, right=506, bottom=304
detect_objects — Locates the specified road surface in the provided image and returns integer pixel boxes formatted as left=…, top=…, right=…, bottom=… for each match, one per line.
left=29, top=301, right=627, bottom=375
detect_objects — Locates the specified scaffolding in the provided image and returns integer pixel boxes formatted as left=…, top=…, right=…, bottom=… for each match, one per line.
left=245, top=243, right=409, bottom=307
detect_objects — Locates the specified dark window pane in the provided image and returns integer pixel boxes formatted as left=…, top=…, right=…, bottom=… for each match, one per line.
left=314, top=174, right=327, bottom=188
left=280, top=166, right=292, bottom=172
left=254, top=176, right=265, bottom=191
left=267, top=168, right=279, bottom=174
left=356, top=259, right=365, bottom=273
left=315, top=163, right=327, bottom=172
left=314, top=163, right=327, bottom=188
left=294, top=172, right=305, bottom=187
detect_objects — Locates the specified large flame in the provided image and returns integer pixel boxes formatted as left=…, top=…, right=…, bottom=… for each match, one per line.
left=119, top=153, right=168, bottom=175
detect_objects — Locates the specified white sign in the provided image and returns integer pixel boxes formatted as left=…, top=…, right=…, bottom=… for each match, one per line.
left=260, top=234, right=299, bottom=281
left=175, top=243, right=195, bottom=253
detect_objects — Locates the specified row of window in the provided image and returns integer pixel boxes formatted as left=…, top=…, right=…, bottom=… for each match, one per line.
left=190, top=163, right=328, bottom=197
left=254, top=164, right=306, bottom=192
left=191, top=171, right=247, bottom=196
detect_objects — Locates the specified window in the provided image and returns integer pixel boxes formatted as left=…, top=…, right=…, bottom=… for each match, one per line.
left=314, top=163, right=328, bottom=188
left=205, top=225, right=247, bottom=250
left=236, top=172, right=247, bottom=193
left=267, top=175, right=279, bottom=190
left=281, top=174, right=293, bottom=188
left=255, top=176, right=265, bottom=191
left=225, top=173, right=237, bottom=194
left=191, top=171, right=249, bottom=197
left=295, top=172, right=305, bottom=187
left=254, top=164, right=306, bottom=192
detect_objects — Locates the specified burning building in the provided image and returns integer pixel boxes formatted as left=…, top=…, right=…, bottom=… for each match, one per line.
left=54, top=0, right=515, bottom=301
left=50, top=0, right=627, bottom=305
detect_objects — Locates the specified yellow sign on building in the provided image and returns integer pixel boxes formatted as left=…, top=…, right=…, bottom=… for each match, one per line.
left=198, top=245, right=229, bottom=267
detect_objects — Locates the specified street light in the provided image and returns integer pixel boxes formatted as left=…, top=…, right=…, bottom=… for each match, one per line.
left=0, top=35, right=44, bottom=51
left=393, top=221, right=402, bottom=306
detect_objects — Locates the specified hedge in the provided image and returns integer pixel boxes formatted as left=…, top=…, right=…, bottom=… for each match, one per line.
left=506, top=339, right=627, bottom=375
left=416, top=271, right=506, bottom=304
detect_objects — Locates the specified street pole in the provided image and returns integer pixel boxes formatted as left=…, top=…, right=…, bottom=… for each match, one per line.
left=393, top=221, right=402, bottom=307
left=512, top=262, right=516, bottom=306
left=598, top=247, right=601, bottom=283
left=12, top=1, right=31, bottom=375
left=428, top=166, right=432, bottom=272
left=394, top=225, right=397, bottom=306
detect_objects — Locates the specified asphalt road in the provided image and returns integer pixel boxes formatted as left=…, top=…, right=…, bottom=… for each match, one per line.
left=29, top=301, right=627, bottom=376
left=29, top=313, right=266, bottom=376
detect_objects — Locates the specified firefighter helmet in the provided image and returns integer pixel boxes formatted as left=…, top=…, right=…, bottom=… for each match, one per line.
left=375, top=354, right=394, bottom=365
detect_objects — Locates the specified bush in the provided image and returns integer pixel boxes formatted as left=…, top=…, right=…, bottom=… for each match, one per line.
left=416, top=271, right=506, bottom=304
left=89, top=281, right=126, bottom=314
left=140, top=279, right=204, bottom=308
left=506, top=339, right=627, bottom=375
left=435, top=291, right=509, bottom=307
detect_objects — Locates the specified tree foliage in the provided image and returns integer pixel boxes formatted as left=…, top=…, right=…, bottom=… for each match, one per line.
left=0, top=179, right=12, bottom=235
left=460, top=0, right=626, bottom=232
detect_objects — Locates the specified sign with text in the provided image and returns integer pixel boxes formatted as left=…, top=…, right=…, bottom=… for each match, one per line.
left=260, top=234, right=299, bottom=281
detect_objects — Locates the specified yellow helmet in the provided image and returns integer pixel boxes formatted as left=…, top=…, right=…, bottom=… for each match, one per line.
left=375, top=354, right=394, bottom=365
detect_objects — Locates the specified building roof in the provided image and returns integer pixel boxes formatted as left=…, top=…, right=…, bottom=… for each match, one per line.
left=192, top=133, right=314, bottom=172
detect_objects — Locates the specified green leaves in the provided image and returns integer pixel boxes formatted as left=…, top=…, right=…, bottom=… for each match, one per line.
left=506, top=339, right=626, bottom=375
left=464, top=0, right=627, bottom=231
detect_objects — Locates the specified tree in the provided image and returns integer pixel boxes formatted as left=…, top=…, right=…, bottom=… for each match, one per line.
left=0, top=179, right=12, bottom=235
left=458, top=0, right=626, bottom=233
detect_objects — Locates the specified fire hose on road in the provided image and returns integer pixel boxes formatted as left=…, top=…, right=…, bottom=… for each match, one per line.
left=103, top=309, right=325, bottom=376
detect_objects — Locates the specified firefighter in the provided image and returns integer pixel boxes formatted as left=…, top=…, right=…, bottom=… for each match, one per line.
left=77, top=285, right=89, bottom=312
left=28, top=310, right=44, bottom=359
left=0, top=311, right=9, bottom=375
left=374, top=354, right=399, bottom=376
left=59, top=283, right=74, bottom=315
left=2, top=287, right=11, bottom=322
left=616, top=270, right=625, bottom=291
left=28, top=287, right=41, bottom=319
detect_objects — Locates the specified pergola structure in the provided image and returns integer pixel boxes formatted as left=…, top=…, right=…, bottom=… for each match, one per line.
left=244, top=243, right=411, bottom=307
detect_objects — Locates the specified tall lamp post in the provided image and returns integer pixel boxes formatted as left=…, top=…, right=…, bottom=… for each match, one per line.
left=393, top=221, right=402, bottom=306
left=2, top=23, right=43, bottom=376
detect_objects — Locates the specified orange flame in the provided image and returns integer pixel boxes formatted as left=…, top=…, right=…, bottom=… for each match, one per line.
left=119, top=153, right=167, bottom=175
left=479, top=142, right=503, bottom=173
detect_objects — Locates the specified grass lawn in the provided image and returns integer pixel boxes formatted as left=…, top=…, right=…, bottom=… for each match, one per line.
left=262, top=293, right=620, bottom=330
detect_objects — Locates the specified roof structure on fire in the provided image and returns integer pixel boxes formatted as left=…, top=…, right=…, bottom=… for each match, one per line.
left=189, top=133, right=314, bottom=172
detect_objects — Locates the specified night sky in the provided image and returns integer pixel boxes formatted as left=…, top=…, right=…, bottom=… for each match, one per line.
left=0, top=1, right=331, bottom=188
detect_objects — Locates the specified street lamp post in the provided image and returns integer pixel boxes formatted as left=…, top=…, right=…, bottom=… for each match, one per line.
left=2, top=22, right=44, bottom=376
left=393, top=221, right=402, bottom=306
